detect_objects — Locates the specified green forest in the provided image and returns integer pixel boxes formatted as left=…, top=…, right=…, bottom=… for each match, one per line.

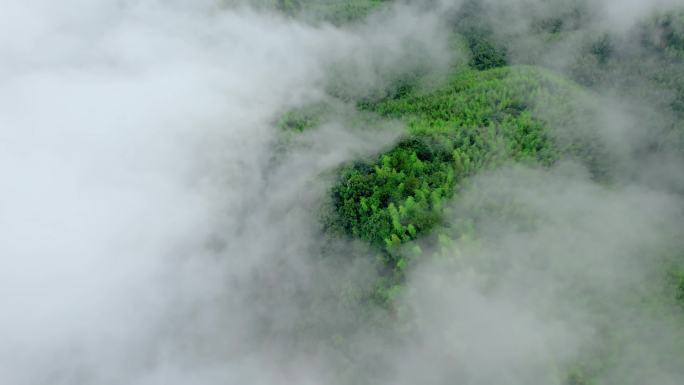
left=272, top=1, right=684, bottom=384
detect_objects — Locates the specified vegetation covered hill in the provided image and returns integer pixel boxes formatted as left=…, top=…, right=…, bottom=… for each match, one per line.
left=330, top=66, right=606, bottom=265
left=269, top=1, right=684, bottom=385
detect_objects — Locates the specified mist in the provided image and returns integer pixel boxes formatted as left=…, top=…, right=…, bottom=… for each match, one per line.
left=1, top=1, right=683, bottom=385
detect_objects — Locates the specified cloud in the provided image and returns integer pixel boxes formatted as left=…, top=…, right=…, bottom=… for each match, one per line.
left=0, top=1, right=454, bottom=384
left=393, top=162, right=684, bottom=385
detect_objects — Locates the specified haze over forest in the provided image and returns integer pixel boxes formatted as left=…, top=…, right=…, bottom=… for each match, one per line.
left=1, top=1, right=684, bottom=384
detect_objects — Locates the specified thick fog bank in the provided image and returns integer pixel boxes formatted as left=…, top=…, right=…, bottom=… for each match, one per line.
left=0, top=1, right=450, bottom=384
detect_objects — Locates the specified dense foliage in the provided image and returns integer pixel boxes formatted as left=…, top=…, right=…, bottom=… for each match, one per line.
left=450, top=0, right=508, bottom=70
left=330, top=66, right=605, bottom=266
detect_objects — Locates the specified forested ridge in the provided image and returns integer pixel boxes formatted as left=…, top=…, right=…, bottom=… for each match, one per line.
left=272, top=1, right=684, bottom=384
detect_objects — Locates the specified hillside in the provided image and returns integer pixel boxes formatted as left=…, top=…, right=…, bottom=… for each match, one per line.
left=274, top=2, right=684, bottom=384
